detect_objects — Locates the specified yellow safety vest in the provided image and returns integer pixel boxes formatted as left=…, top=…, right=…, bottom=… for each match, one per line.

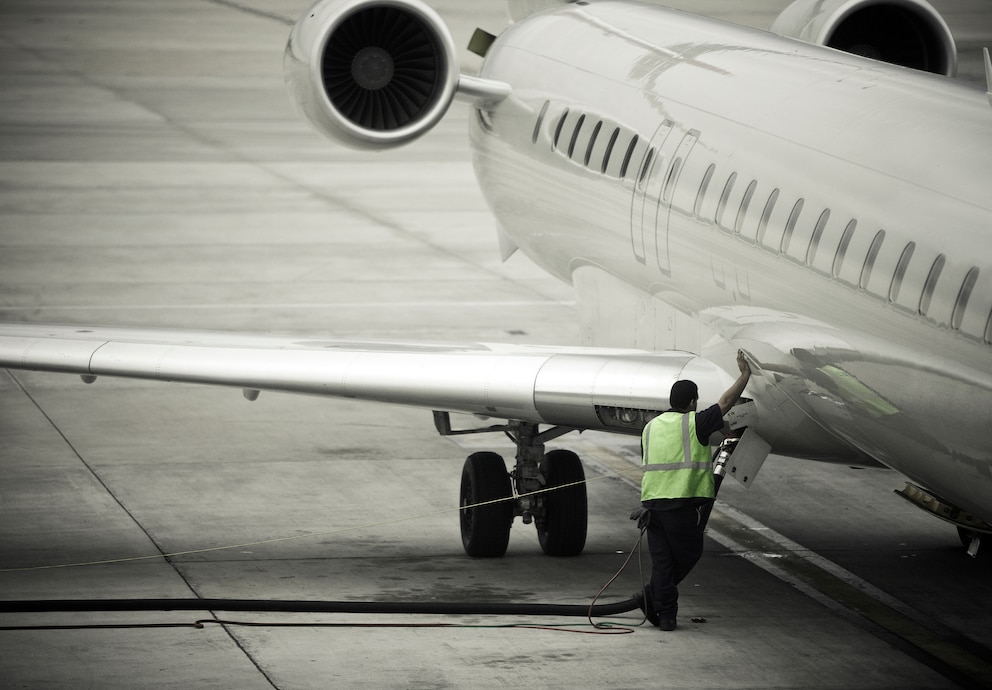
left=641, top=411, right=715, bottom=501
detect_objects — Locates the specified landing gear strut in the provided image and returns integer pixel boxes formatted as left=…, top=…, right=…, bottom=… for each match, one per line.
left=439, top=413, right=587, bottom=558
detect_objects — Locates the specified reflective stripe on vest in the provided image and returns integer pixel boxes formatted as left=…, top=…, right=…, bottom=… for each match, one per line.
left=640, top=412, right=715, bottom=500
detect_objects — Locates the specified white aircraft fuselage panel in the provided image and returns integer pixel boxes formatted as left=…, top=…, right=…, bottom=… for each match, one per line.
left=470, top=3, right=992, bottom=522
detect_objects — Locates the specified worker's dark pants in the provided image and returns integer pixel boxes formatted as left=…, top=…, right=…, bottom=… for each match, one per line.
left=646, top=503, right=708, bottom=620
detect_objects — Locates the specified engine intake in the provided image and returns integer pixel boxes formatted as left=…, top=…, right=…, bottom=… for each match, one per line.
left=771, top=0, right=957, bottom=77
left=285, top=0, right=459, bottom=149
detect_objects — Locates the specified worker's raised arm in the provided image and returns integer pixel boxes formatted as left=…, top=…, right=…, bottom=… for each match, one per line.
left=716, top=350, right=751, bottom=415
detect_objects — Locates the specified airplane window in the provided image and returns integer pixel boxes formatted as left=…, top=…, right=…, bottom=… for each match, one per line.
left=533, top=101, right=549, bottom=145
left=832, top=219, right=857, bottom=279
left=477, top=109, right=495, bottom=133
left=637, top=148, right=655, bottom=187
left=806, top=209, right=830, bottom=266
left=951, top=267, right=979, bottom=330
left=887, top=241, right=915, bottom=302
left=694, top=164, right=715, bottom=219
left=756, top=188, right=779, bottom=245
left=780, top=199, right=804, bottom=254
left=568, top=114, right=586, bottom=159
left=620, top=134, right=639, bottom=178
left=662, top=129, right=698, bottom=209
left=919, top=254, right=945, bottom=316
left=584, top=120, right=603, bottom=167
left=734, top=179, right=757, bottom=236
left=602, top=127, right=620, bottom=174
left=553, top=108, right=569, bottom=149
left=715, top=172, right=737, bottom=229
left=662, top=157, right=682, bottom=204
left=859, top=230, right=885, bottom=290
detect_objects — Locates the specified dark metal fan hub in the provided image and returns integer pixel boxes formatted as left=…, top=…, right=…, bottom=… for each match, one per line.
left=351, top=46, right=394, bottom=91
left=321, top=7, right=442, bottom=131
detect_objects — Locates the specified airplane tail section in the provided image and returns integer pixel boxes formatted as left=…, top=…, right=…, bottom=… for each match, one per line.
left=284, top=0, right=507, bottom=151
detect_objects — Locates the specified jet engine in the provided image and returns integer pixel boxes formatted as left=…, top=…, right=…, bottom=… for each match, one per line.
left=284, top=0, right=460, bottom=150
left=771, top=0, right=957, bottom=76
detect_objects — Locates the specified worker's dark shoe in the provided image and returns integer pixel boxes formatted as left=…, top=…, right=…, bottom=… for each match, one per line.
left=659, top=618, right=677, bottom=631
left=632, top=587, right=660, bottom=627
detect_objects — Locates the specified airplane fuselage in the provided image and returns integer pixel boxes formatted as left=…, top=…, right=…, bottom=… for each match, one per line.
left=470, top=3, right=992, bottom=522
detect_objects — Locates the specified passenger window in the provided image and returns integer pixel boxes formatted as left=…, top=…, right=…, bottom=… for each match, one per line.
left=715, top=172, right=737, bottom=228
left=887, top=242, right=915, bottom=303
left=694, top=164, right=715, bottom=219
left=620, top=134, right=639, bottom=178
left=567, top=114, right=586, bottom=159
left=806, top=209, right=830, bottom=266
left=584, top=120, right=603, bottom=167
left=533, top=101, right=550, bottom=145
left=832, top=219, right=857, bottom=279
left=553, top=108, right=569, bottom=149
left=477, top=108, right=495, bottom=133
left=780, top=199, right=804, bottom=254
left=663, top=158, right=682, bottom=204
left=756, top=189, right=779, bottom=245
left=602, top=127, right=620, bottom=174
left=734, top=180, right=757, bottom=236
left=951, top=267, right=979, bottom=330
left=637, top=148, right=655, bottom=187
left=919, top=254, right=945, bottom=315
left=859, top=230, right=885, bottom=290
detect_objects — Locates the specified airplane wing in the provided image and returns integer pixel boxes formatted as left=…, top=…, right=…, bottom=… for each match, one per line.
left=0, top=322, right=734, bottom=434
left=0, top=321, right=744, bottom=558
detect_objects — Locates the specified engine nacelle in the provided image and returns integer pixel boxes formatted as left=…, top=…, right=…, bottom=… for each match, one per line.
left=284, top=0, right=460, bottom=150
left=771, top=0, right=957, bottom=77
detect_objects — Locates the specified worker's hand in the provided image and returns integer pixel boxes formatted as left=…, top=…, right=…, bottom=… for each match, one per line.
left=737, top=350, right=751, bottom=376
left=719, top=350, right=752, bottom=414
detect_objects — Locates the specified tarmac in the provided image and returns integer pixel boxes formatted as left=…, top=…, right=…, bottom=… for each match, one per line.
left=2, top=0, right=991, bottom=688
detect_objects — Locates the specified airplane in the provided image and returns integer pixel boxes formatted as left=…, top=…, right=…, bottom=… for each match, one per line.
left=2, top=0, right=991, bottom=559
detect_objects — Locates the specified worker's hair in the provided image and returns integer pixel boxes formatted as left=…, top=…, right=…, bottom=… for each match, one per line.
left=669, top=380, right=698, bottom=411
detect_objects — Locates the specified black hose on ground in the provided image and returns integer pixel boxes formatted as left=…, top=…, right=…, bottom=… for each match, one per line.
left=0, top=597, right=639, bottom=617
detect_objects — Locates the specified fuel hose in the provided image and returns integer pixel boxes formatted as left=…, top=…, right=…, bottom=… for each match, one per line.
left=0, top=597, right=637, bottom=616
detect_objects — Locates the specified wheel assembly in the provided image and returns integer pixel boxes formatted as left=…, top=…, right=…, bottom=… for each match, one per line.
left=537, top=449, right=588, bottom=556
left=459, top=451, right=514, bottom=557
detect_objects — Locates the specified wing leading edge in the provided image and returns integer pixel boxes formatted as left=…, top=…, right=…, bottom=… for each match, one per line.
left=0, top=323, right=734, bottom=435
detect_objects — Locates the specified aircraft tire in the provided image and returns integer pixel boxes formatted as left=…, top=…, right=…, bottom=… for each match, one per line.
left=537, top=449, right=588, bottom=557
left=459, top=452, right=514, bottom=557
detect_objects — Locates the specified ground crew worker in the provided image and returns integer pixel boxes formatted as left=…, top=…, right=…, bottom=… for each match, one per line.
left=636, top=350, right=751, bottom=631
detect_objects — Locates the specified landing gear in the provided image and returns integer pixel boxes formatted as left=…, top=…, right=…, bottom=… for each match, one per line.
left=437, top=413, right=586, bottom=558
